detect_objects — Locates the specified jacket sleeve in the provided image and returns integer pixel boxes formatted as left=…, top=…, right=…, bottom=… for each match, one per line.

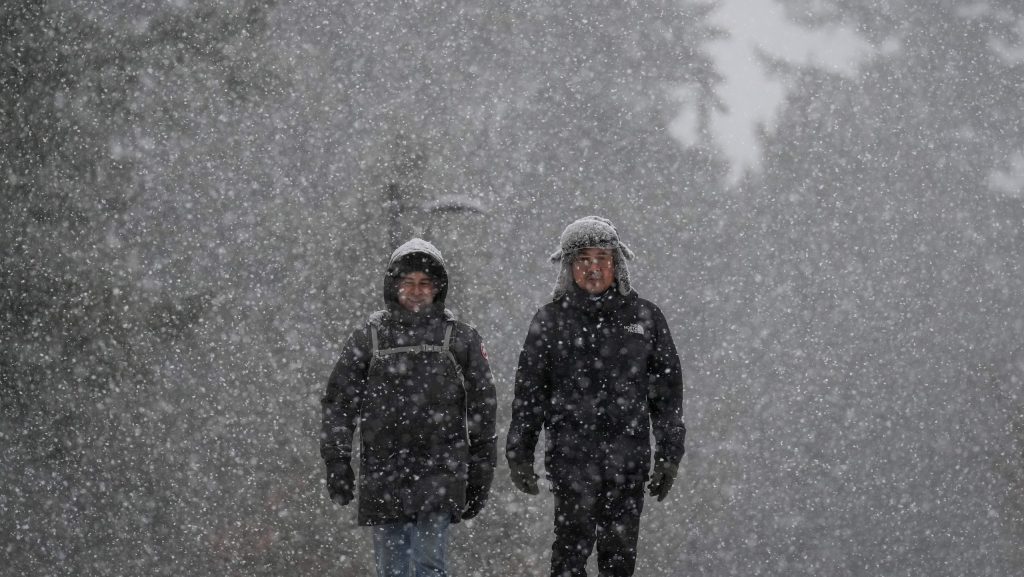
left=647, top=304, right=686, bottom=465
left=505, top=309, right=551, bottom=467
left=320, top=326, right=371, bottom=464
left=460, top=325, right=498, bottom=472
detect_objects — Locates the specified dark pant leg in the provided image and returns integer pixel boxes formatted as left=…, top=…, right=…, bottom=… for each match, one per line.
left=551, top=477, right=600, bottom=577
left=594, top=480, right=645, bottom=577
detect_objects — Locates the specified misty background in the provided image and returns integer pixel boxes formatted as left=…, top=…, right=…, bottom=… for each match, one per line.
left=3, top=0, right=1023, bottom=575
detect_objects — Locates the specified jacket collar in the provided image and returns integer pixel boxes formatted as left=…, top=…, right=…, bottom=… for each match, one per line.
left=384, top=301, right=448, bottom=327
left=564, top=281, right=635, bottom=316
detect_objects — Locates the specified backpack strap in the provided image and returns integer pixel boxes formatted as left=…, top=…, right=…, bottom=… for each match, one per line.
left=441, top=323, right=465, bottom=389
left=369, top=322, right=466, bottom=392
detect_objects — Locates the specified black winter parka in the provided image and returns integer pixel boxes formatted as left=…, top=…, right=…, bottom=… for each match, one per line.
left=506, top=283, right=685, bottom=484
left=321, top=304, right=496, bottom=525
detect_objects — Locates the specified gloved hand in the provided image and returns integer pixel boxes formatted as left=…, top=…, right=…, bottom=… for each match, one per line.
left=462, top=461, right=494, bottom=520
left=509, top=461, right=539, bottom=495
left=325, top=459, right=355, bottom=505
left=647, top=460, right=678, bottom=502
left=462, top=482, right=489, bottom=520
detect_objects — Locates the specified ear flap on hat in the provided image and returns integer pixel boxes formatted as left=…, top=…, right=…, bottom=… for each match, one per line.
left=613, top=246, right=632, bottom=296
left=551, top=260, right=575, bottom=301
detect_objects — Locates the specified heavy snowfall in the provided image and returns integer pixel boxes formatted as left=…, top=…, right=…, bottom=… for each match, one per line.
left=2, top=0, right=1023, bottom=575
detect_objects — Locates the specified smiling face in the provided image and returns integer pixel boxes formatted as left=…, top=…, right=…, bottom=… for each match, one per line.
left=571, top=247, right=616, bottom=295
left=397, top=271, right=438, bottom=312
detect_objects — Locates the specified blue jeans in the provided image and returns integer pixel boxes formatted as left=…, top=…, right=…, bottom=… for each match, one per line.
left=371, top=512, right=451, bottom=577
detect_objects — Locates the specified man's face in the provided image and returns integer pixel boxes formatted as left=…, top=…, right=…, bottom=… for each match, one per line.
left=572, top=247, right=615, bottom=295
left=397, top=271, right=438, bottom=312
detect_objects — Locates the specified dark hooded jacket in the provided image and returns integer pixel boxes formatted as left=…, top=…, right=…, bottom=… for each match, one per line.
left=506, top=281, right=685, bottom=484
left=320, top=240, right=497, bottom=525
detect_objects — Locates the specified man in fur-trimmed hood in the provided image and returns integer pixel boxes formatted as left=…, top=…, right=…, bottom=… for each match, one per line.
left=507, top=217, right=686, bottom=577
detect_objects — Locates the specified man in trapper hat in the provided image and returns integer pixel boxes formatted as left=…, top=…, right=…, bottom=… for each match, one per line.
left=321, top=238, right=497, bottom=577
left=506, top=216, right=686, bottom=577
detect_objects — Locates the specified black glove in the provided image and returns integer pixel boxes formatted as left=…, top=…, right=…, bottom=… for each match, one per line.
left=462, top=482, right=489, bottom=520
left=325, top=459, right=355, bottom=505
left=647, top=460, right=678, bottom=502
left=462, top=461, right=494, bottom=520
left=509, top=461, right=539, bottom=495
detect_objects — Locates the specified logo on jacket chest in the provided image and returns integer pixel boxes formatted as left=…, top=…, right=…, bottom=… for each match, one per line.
left=564, top=321, right=644, bottom=349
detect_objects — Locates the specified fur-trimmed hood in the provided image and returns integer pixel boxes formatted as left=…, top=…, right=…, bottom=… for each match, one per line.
left=549, top=216, right=635, bottom=300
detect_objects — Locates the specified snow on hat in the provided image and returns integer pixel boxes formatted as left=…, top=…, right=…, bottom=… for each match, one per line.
left=549, top=216, right=635, bottom=300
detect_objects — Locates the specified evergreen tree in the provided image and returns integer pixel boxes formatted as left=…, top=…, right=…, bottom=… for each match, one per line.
left=695, top=1, right=1024, bottom=574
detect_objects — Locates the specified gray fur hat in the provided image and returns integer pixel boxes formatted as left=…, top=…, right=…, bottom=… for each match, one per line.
left=549, top=216, right=635, bottom=300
